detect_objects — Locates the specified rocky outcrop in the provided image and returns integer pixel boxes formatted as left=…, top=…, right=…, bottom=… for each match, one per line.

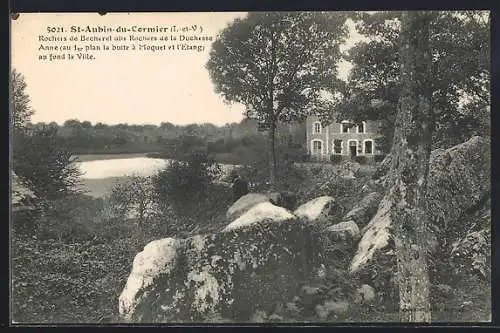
left=350, top=136, right=490, bottom=273
left=223, top=202, right=295, bottom=232
left=343, top=192, right=383, bottom=230
left=119, top=217, right=324, bottom=322
left=226, top=192, right=299, bottom=223
left=426, top=136, right=490, bottom=232
left=226, top=193, right=270, bottom=221
left=267, top=191, right=298, bottom=211
left=293, top=196, right=338, bottom=227
left=326, top=221, right=360, bottom=242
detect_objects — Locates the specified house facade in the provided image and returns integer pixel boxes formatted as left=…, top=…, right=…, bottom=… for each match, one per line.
left=306, top=115, right=383, bottom=161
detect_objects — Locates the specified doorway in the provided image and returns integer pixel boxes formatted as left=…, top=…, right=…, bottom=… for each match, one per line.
left=349, top=140, right=358, bottom=157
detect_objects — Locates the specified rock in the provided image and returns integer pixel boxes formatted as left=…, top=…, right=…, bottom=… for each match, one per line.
left=326, top=220, right=360, bottom=242
left=267, top=191, right=298, bottom=211
left=350, top=136, right=490, bottom=273
left=226, top=193, right=270, bottom=221
left=342, top=161, right=361, bottom=174
left=301, top=285, right=322, bottom=297
left=294, top=196, right=338, bottom=226
left=119, top=217, right=325, bottom=322
left=11, top=172, right=36, bottom=211
left=432, top=284, right=454, bottom=297
left=316, top=300, right=349, bottom=319
left=267, top=313, right=284, bottom=322
left=119, top=238, right=182, bottom=320
left=250, top=310, right=267, bottom=323
left=344, top=192, right=383, bottom=230
left=223, top=202, right=296, bottom=232
left=355, top=284, right=376, bottom=304
left=285, top=302, right=300, bottom=314
left=315, top=304, right=329, bottom=320
left=426, top=136, right=490, bottom=233
left=323, top=300, right=349, bottom=315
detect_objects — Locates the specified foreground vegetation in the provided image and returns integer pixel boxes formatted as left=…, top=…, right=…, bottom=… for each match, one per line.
left=11, top=161, right=490, bottom=323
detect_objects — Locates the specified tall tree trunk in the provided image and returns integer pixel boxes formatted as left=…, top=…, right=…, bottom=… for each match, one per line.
left=389, top=11, right=434, bottom=322
left=268, top=122, right=276, bottom=190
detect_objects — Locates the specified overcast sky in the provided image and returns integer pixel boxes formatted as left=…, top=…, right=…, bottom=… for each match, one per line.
left=11, top=12, right=365, bottom=126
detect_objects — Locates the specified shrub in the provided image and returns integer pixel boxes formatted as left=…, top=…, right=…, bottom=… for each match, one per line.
left=104, top=175, right=159, bottom=225
left=12, top=128, right=83, bottom=201
left=330, top=155, right=342, bottom=164
left=451, top=228, right=490, bottom=280
left=152, top=153, right=225, bottom=220
left=36, top=194, right=104, bottom=242
left=354, top=156, right=367, bottom=164
left=374, top=154, right=385, bottom=163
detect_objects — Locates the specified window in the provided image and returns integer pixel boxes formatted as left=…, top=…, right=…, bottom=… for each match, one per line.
left=313, top=122, right=322, bottom=134
left=364, top=140, right=373, bottom=154
left=333, top=139, right=342, bottom=154
left=341, top=122, right=349, bottom=133
left=357, top=122, right=365, bottom=133
left=313, top=140, right=322, bottom=151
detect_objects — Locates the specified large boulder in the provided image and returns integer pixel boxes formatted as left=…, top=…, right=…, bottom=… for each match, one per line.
left=119, top=218, right=325, bottom=322
left=293, top=196, right=338, bottom=227
left=426, top=136, right=490, bottom=232
left=223, top=202, right=295, bottom=232
left=343, top=192, right=383, bottom=230
left=350, top=136, right=490, bottom=273
left=326, top=220, right=360, bottom=243
left=267, top=191, right=298, bottom=211
left=226, top=193, right=270, bottom=221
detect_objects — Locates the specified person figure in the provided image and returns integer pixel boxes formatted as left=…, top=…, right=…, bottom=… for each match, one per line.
left=232, top=173, right=249, bottom=203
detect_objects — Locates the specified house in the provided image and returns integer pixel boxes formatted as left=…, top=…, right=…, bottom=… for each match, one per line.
left=305, top=115, right=383, bottom=162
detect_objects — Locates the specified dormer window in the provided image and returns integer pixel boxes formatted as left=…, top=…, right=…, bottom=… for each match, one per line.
left=341, top=121, right=350, bottom=133
left=313, top=122, right=322, bottom=134
left=357, top=122, right=366, bottom=133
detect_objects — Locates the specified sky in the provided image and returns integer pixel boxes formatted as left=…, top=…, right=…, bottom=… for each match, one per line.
left=11, top=12, right=365, bottom=126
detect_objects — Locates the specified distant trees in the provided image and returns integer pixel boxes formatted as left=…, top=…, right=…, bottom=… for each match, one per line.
left=207, top=12, right=349, bottom=188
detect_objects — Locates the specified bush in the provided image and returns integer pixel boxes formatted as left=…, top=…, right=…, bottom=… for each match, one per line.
left=374, top=154, right=385, bottom=163
left=36, top=194, right=105, bottom=242
left=330, top=155, right=342, bottom=164
left=104, top=175, right=159, bottom=225
left=152, top=153, right=226, bottom=220
left=12, top=128, right=83, bottom=201
left=354, top=156, right=367, bottom=164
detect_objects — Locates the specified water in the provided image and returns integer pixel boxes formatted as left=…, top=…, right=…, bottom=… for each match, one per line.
left=77, top=157, right=170, bottom=179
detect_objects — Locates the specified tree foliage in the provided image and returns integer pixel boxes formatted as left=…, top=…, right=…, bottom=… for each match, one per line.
left=152, top=153, right=223, bottom=219
left=105, top=175, right=158, bottom=225
left=336, top=11, right=490, bottom=152
left=12, top=127, right=83, bottom=201
left=11, top=69, right=82, bottom=204
left=11, top=69, right=35, bottom=131
left=206, top=12, right=349, bottom=184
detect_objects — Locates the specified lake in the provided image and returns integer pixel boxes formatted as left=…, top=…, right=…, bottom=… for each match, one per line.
left=78, top=157, right=169, bottom=179
left=76, top=156, right=238, bottom=197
